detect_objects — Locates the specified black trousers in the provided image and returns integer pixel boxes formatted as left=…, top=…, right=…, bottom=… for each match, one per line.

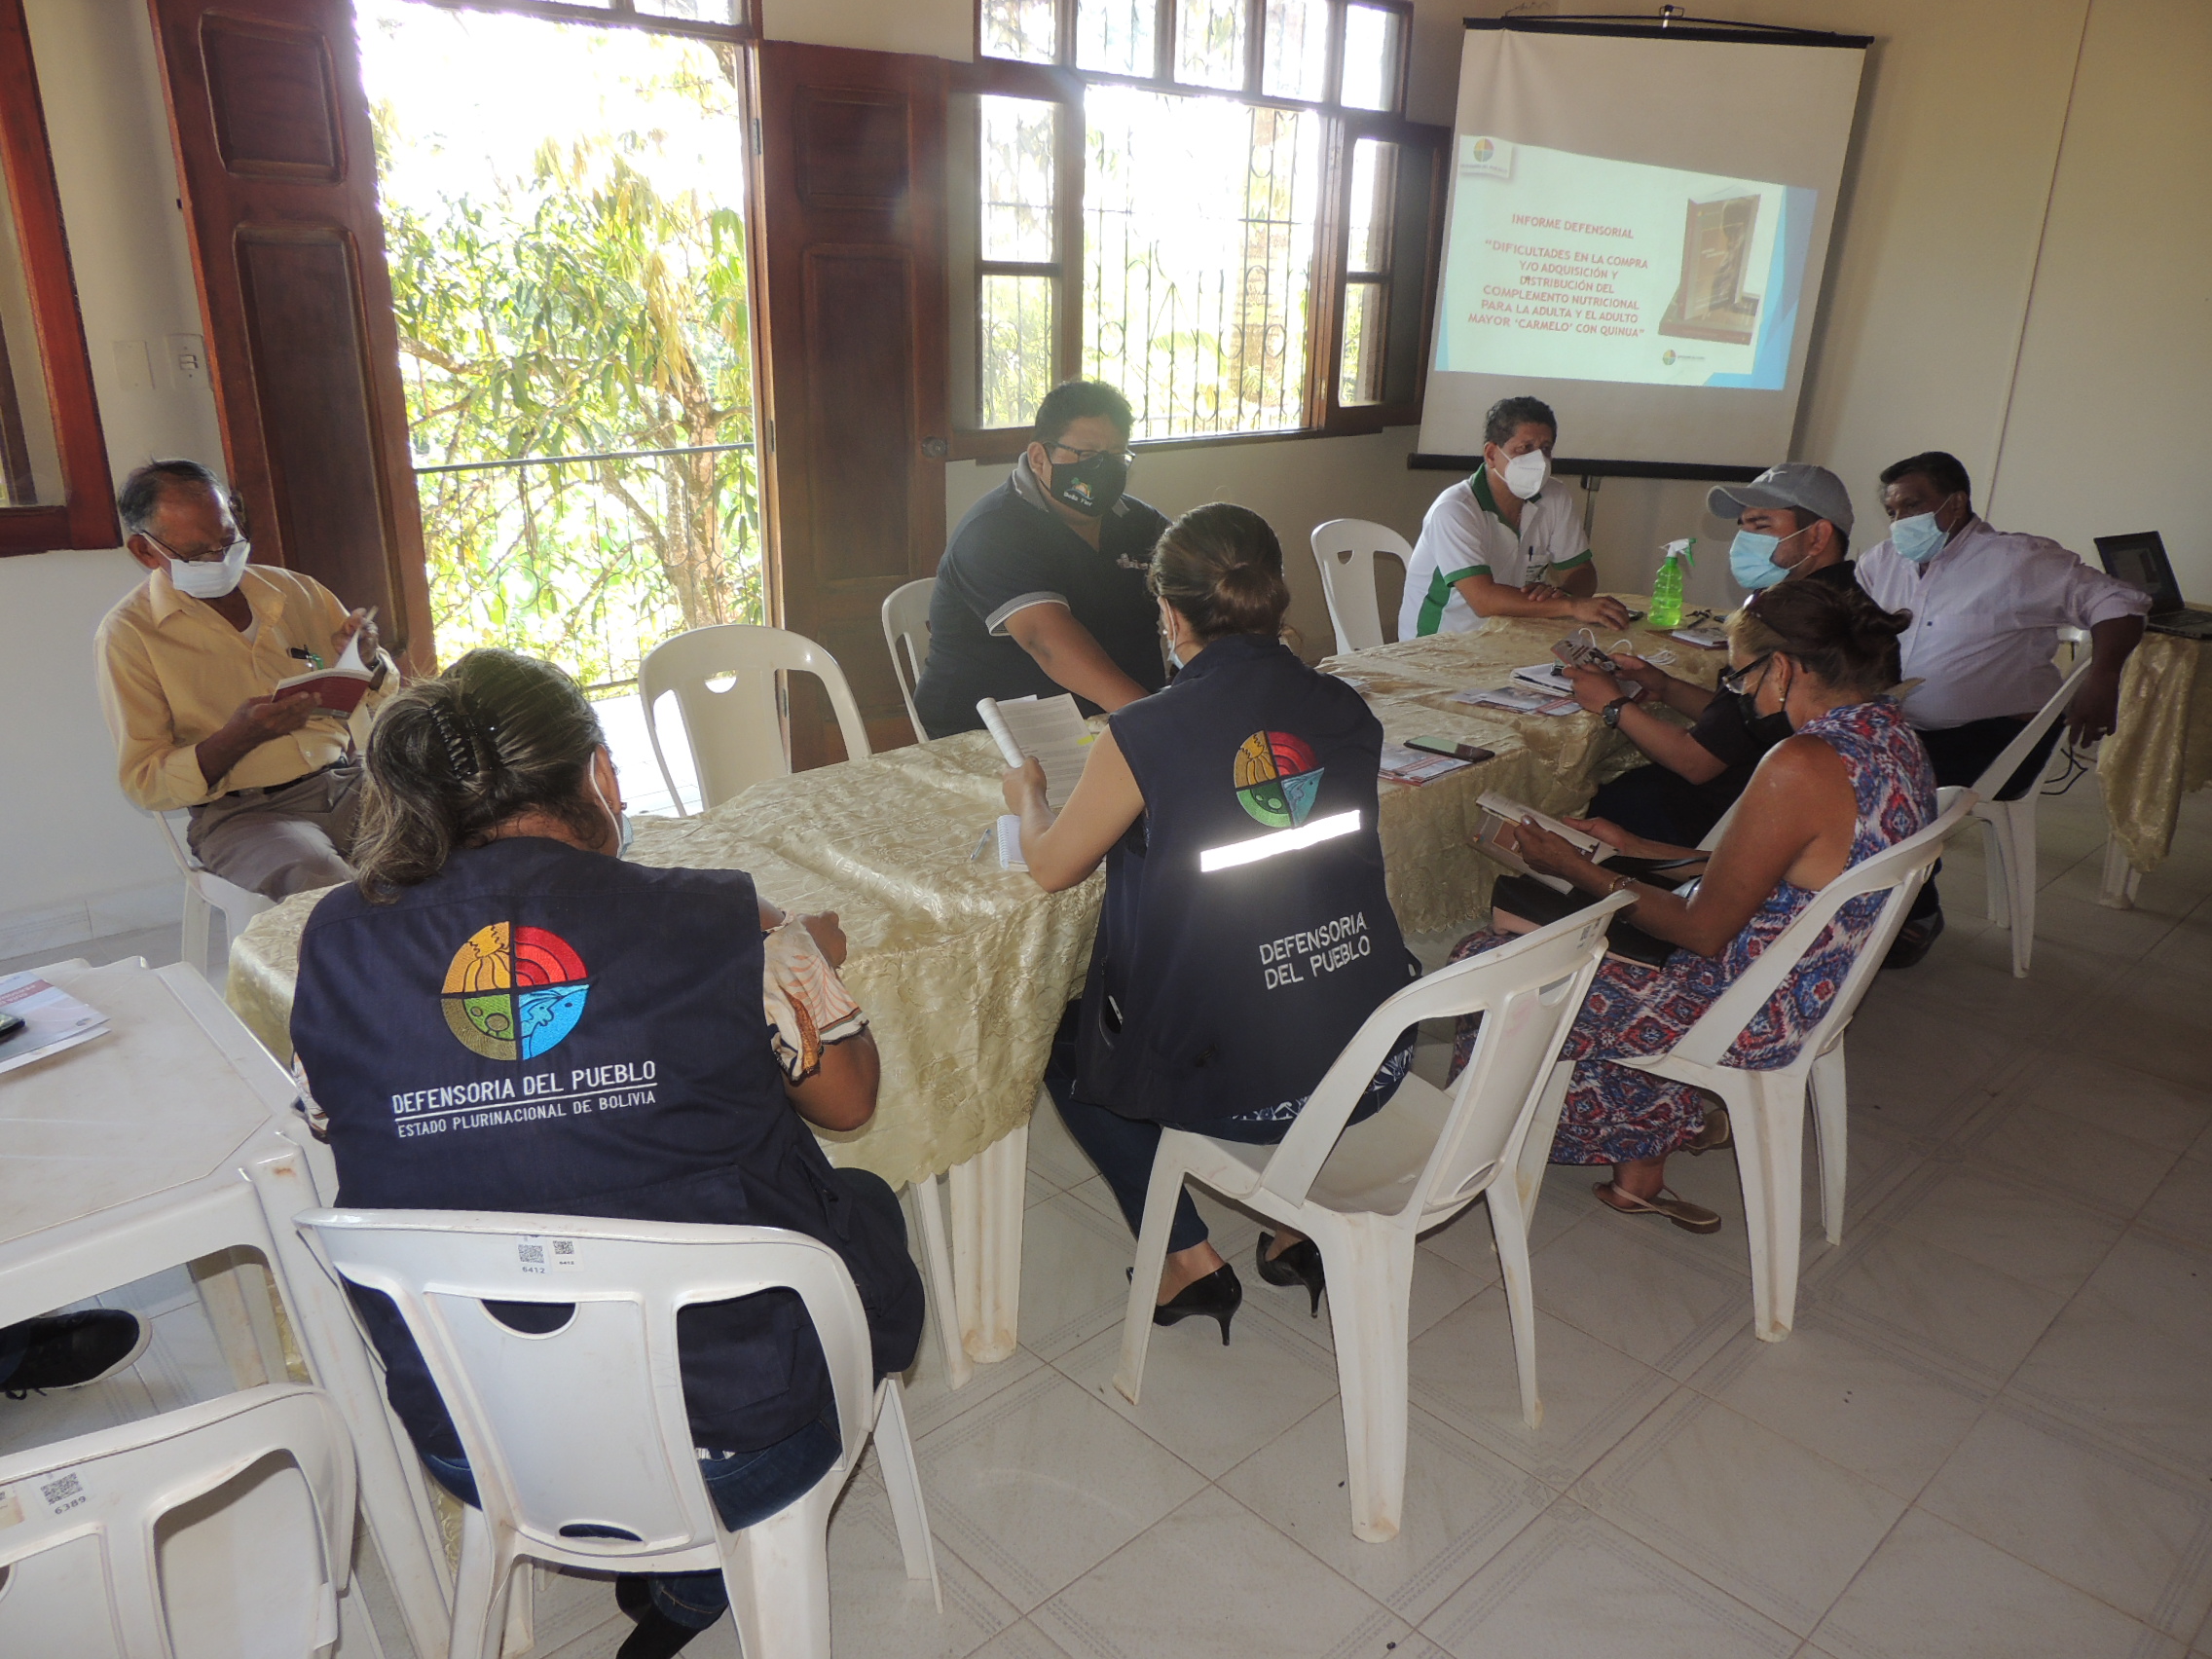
left=1586, top=762, right=1735, bottom=849
left=1908, top=716, right=2065, bottom=918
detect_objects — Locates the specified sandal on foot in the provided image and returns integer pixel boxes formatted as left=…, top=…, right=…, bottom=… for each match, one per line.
left=1592, top=1181, right=1721, bottom=1235
left=1686, top=1105, right=1732, bottom=1155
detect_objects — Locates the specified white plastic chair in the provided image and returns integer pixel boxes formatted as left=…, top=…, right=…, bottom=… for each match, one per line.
left=0, top=1383, right=355, bottom=1659
left=1309, top=518, right=1413, bottom=654
left=1967, top=627, right=2093, bottom=977
left=153, top=808, right=273, bottom=983
left=1113, top=896, right=1630, bottom=1544
left=294, top=1208, right=939, bottom=1659
left=640, top=624, right=873, bottom=815
left=881, top=577, right=936, bottom=741
left=1526, top=790, right=1975, bottom=1345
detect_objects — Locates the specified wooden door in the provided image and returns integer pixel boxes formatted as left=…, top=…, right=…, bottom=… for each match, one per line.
left=752, top=41, right=948, bottom=762
left=147, top=0, right=433, bottom=667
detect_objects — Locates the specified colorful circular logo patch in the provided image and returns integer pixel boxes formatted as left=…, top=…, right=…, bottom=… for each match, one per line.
left=1234, top=730, right=1324, bottom=829
left=441, top=922, right=591, bottom=1061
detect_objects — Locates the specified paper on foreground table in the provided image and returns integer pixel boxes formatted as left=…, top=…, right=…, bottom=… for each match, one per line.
left=1379, top=742, right=1475, bottom=787
left=0, top=970, right=111, bottom=1076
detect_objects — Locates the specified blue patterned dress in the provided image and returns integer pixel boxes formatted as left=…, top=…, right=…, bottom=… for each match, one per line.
left=1450, top=699, right=1936, bottom=1165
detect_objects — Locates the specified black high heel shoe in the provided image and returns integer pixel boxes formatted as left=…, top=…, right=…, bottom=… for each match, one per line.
left=1146, top=1263, right=1242, bottom=1344
left=1257, top=1233, right=1326, bottom=1317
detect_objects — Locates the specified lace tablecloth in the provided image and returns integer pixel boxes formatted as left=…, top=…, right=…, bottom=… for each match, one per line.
left=2098, top=629, right=2212, bottom=877
left=226, top=604, right=1712, bottom=1184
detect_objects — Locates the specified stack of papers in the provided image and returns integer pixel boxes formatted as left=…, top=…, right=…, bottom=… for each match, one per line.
left=1379, top=742, right=1474, bottom=786
left=0, top=971, right=110, bottom=1076
left=994, top=814, right=1028, bottom=871
left=1451, top=686, right=1579, bottom=718
left=1671, top=626, right=1727, bottom=649
left=977, top=694, right=1094, bottom=811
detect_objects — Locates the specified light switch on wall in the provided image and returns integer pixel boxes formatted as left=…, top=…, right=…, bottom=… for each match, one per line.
left=111, top=339, right=154, bottom=391
left=166, top=334, right=208, bottom=388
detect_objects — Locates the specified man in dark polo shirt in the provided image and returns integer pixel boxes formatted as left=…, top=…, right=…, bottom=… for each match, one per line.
left=1564, top=462, right=1861, bottom=846
left=913, top=380, right=1171, bottom=738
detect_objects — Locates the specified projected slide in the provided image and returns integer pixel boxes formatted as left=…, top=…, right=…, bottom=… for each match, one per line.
left=1434, top=137, right=1814, bottom=390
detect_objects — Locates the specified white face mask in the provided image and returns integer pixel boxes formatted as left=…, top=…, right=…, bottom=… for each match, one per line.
left=590, top=766, right=633, bottom=859
left=165, top=539, right=251, bottom=600
left=1494, top=447, right=1549, bottom=500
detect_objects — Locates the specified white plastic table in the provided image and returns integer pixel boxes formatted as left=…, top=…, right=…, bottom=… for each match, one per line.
left=0, top=959, right=453, bottom=1657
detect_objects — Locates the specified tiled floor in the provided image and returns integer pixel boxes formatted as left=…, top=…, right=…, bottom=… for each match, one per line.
left=10, top=784, right=2208, bottom=1659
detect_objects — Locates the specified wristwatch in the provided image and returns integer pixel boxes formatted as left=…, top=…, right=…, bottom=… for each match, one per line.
left=1601, top=695, right=1633, bottom=728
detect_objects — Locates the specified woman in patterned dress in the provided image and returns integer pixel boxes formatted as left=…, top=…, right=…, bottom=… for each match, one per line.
left=1450, top=580, right=1936, bottom=1234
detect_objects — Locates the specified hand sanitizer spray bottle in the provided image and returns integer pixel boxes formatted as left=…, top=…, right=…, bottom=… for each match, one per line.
left=1649, top=538, right=1694, bottom=628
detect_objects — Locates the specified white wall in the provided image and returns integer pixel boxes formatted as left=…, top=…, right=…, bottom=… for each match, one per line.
left=6, top=0, right=2206, bottom=937
left=1984, top=0, right=2212, bottom=574
left=0, top=0, right=225, bottom=956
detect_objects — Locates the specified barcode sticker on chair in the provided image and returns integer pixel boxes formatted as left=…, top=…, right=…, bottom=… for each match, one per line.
left=37, top=1470, right=86, bottom=1516
left=518, top=1236, right=579, bottom=1273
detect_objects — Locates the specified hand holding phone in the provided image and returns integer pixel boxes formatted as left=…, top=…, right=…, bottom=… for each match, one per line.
left=1551, top=631, right=1618, bottom=675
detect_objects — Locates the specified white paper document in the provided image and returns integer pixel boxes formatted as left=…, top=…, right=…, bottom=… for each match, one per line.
left=1378, top=742, right=1473, bottom=786
left=977, top=694, right=1094, bottom=811
left=1451, top=685, right=1577, bottom=717
left=0, top=971, right=110, bottom=1076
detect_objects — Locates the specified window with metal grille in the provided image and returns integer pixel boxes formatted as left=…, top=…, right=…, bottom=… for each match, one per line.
left=952, top=0, right=1442, bottom=453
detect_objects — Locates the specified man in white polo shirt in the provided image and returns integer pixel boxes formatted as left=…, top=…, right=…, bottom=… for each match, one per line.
left=1859, top=449, right=2148, bottom=964
left=1399, top=395, right=1630, bottom=639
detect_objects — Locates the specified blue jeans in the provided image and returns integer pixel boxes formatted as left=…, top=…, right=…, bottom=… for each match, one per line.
left=423, top=1418, right=841, bottom=1632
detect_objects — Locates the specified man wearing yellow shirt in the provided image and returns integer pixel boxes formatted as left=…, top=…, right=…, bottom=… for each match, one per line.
left=94, top=460, right=397, bottom=899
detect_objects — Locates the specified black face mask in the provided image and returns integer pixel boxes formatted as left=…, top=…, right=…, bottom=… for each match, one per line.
left=1740, top=700, right=1794, bottom=744
left=1046, top=450, right=1128, bottom=518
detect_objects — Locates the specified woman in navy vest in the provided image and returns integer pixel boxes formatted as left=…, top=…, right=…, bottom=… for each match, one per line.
left=290, top=649, right=922, bottom=1659
left=1004, top=504, right=1416, bottom=1341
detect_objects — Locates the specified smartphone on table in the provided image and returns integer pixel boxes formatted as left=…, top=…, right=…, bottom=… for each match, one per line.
left=1405, top=737, right=1495, bottom=763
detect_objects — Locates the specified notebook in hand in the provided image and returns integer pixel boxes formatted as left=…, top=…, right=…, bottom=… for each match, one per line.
left=275, top=628, right=378, bottom=713
left=1471, top=792, right=1610, bottom=893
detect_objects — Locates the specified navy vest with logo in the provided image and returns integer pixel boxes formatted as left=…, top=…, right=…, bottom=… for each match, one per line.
left=1075, top=633, right=1410, bottom=1128
left=291, top=837, right=920, bottom=1457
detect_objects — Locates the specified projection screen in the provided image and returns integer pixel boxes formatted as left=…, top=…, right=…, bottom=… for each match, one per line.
left=1416, top=18, right=1869, bottom=476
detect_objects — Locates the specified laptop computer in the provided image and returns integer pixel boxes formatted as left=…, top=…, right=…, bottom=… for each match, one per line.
left=2093, top=532, right=2212, bottom=640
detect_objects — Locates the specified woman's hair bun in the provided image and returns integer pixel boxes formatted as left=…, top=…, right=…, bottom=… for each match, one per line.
left=1148, top=502, right=1292, bottom=642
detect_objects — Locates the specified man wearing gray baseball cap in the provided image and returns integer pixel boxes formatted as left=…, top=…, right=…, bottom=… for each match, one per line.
left=1556, top=461, right=1862, bottom=847
left=1707, top=462, right=1856, bottom=591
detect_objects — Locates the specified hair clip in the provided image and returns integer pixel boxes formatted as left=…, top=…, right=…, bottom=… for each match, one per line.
left=428, top=704, right=479, bottom=780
